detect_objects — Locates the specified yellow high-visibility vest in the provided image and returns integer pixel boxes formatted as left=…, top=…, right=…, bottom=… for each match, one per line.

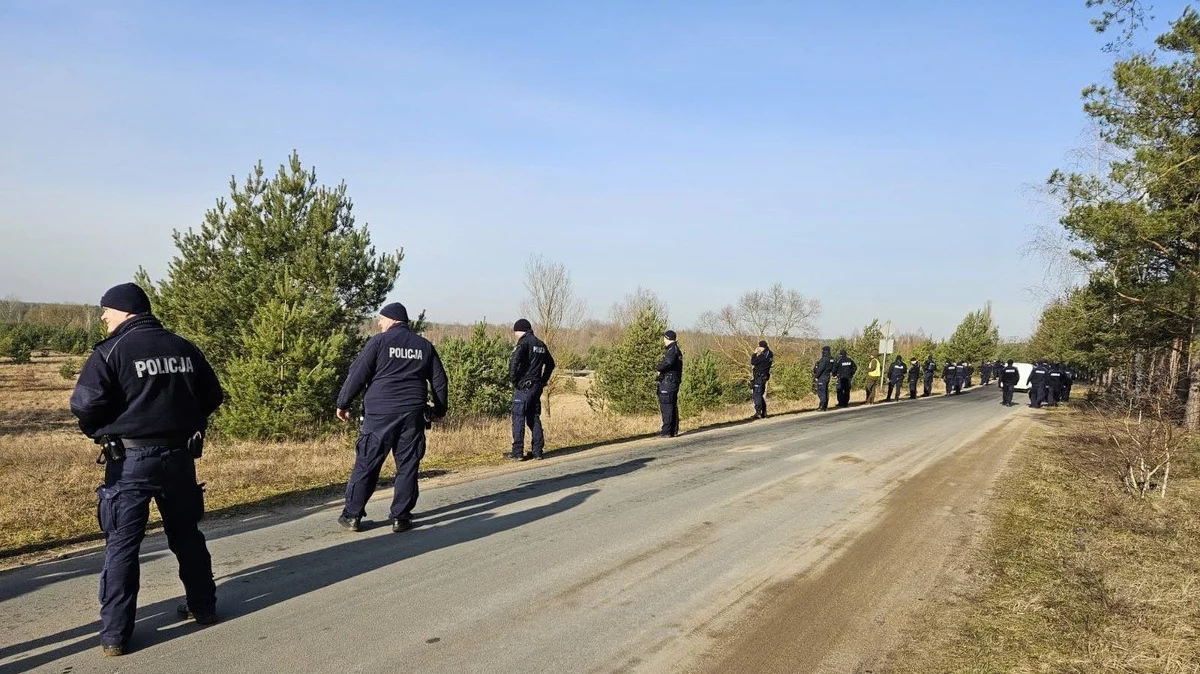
left=868, top=358, right=882, bottom=378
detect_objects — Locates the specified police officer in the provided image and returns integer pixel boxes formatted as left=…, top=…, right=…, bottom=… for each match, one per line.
left=922, top=356, right=937, bottom=397
left=834, top=349, right=857, bottom=408
left=69, top=283, right=224, bottom=656
left=656, top=330, right=683, bottom=437
left=750, top=340, right=773, bottom=418
left=955, top=361, right=966, bottom=393
left=812, top=345, right=834, bottom=411
left=907, top=358, right=920, bottom=400
left=943, top=360, right=957, bottom=395
left=1029, top=360, right=1049, bottom=408
left=1000, top=359, right=1019, bottom=406
left=1047, top=362, right=1063, bottom=407
left=336, top=302, right=448, bottom=533
left=509, top=319, right=556, bottom=459
left=980, top=361, right=992, bottom=386
left=886, top=355, right=906, bottom=401
left=964, top=361, right=974, bottom=388
left=1062, top=365, right=1075, bottom=402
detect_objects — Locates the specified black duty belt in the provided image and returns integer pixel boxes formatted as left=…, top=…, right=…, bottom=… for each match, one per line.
left=123, top=436, right=189, bottom=449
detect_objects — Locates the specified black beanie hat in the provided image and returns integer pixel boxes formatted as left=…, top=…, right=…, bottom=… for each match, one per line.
left=513, top=318, right=532, bottom=332
left=380, top=303, right=409, bottom=322
left=758, top=340, right=768, bottom=348
left=100, top=283, right=151, bottom=315
left=664, top=330, right=677, bottom=341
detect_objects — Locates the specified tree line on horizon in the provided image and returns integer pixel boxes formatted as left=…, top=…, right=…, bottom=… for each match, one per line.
left=2, top=154, right=1017, bottom=439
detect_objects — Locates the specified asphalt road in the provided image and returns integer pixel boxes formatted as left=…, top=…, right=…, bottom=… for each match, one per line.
left=0, top=386, right=1022, bottom=674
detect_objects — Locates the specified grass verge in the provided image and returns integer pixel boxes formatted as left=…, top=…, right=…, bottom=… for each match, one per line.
left=4, top=356, right=923, bottom=557
left=885, top=406, right=1200, bottom=673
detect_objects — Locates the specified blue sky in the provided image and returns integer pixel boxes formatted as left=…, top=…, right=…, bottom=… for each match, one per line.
left=1, top=0, right=1190, bottom=339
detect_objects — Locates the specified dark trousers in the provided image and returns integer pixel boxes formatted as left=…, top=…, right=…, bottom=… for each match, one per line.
left=511, top=385, right=545, bottom=456
left=97, top=446, right=214, bottom=647
left=955, top=378, right=963, bottom=394
left=909, top=378, right=918, bottom=399
left=836, top=377, right=851, bottom=408
left=344, top=409, right=426, bottom=521
left=886, top=380, right=903, bottom=400
left=1002, top=383, right=1014, bottom=405
left=923, top=374, right=933, bottom=397
left=1063, top=384, right=1072, bottom=402
left=944, top=379, right=954, bottom=395
left=752, top=380, right=767, bottom=417
left=658, top=389, right=679, bottom=436
left=1030, top=383, right=1046, bottom=408
left=816, top=376, right=830, bottom=410
left=1047, top=384, right=1060, bottom=406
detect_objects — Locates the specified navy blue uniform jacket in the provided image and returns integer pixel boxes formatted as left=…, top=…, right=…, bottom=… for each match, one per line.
left=70, top=315, right=223, bottom=439
left=337, top=324, right=449, bottom=416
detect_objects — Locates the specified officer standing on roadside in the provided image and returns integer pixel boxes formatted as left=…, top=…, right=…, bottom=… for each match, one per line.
left=923, top=356, right=937, bottom=397
left=908, top=358, right=920, bottom=399
left=1000, top=359, right=1019, bottom=406
left=834, top=349, right=857, bottom=408
left=813, top=345, right=834, bottom=411
left=1062, top=365, right=1075, bottom=402
left=509, top=319, right=556, bottom=460
left=886, top=355, right=906, bottom=401
left=336, top=303, right=448, bottom=533
left=69, top=283, right=224, bottom=657
left=750, top=340, right=773, bottom=419
left=656, top=330, right=683, bottom=437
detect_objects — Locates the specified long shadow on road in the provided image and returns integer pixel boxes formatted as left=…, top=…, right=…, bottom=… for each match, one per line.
left=0, top=457, right=653, bottom=673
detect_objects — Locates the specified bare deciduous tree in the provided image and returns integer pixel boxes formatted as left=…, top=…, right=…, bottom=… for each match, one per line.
left=699, top=283, right=821, bottom=368
left=609, top=287, right=669, bottom=329
left=520, top=254, right=587, bottom=349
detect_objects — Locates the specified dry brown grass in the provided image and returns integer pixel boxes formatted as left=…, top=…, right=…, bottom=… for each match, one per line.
left=4, top=357, right=920, bottom=556
left=886, top=407, right=1200, bottom=674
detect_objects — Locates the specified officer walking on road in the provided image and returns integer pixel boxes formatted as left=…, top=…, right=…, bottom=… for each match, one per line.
left=1000, top=359, right=1019, bottom=406
left=923, top=356, right=937, bottom=397
left=336, top=303, right=448, bottom=533
left=886, top=355, right=906, bottom=401
left=813, top=345, right=834, bottom=411
left=69, top=283, right=225, bottom=657
left=908, top=358, right=921, bottom=400
left=751, top=340, right=773, bottom=419
left=835, top=349, right=857, bottom=408
left=656, top=330, right=683, bottom=437
left=1029, top=360, right=1049, bottom=408
left=509, top=319, right=556, bottom=460
left=1047, top=363, right=1063, bottom=407
left=980, top=361, right=992, bottom=386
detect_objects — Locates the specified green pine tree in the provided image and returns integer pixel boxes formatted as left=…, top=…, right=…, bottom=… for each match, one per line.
left=438, top=322, right=512, bottom=419
left=680, top=349, right=725, bottom=417
left=589, top=308, right=667, bottom=415
left=137, top=153, right=402, bottom=438
left=944, top=304, right=1001, bottom=363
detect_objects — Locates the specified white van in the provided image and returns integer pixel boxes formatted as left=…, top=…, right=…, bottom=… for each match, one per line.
left=1011, top=362, right=1034, bottom=391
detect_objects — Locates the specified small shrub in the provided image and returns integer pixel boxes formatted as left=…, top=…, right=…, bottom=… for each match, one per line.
left=59, top=358, right=81, bottom=380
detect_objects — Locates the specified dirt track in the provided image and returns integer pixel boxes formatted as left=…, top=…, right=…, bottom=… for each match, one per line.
left=692, top=410, right=1030, bottom=673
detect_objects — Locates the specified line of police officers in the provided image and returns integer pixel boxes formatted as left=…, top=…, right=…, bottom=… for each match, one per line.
left=68, top=283, right=1073, bottom=656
